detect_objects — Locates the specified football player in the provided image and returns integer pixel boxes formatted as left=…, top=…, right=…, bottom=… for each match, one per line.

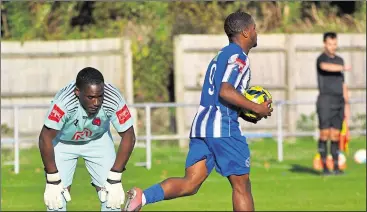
left=39, top=67, right=136, bottom=211
left=124, top=11, right=272, bottom=211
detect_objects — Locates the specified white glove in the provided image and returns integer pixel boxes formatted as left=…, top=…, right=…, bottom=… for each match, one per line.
left=44, top=172, right=71, bottom=210
left=100, top=171, right=125, bottom=209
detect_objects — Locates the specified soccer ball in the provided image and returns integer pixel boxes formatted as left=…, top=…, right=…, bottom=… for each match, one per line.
left=354, top=149, right=366, bottom=164
left=313, top=152, right=347, bottom=171
left=240, top=85, right=272, bottom=119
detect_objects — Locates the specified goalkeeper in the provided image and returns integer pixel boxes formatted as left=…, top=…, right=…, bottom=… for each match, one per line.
left=38, top=67, right=136, bottom=211
left=124, top=12, right=272, bottom=212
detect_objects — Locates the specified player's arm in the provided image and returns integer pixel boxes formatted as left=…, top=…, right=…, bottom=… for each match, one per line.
left=319, top=62, right=348, bottom=72
left=219, top=54, right=272, bottom=118
left=109, top=96, right=136, bottom=172
left=111, top=126, right=136, bottom=172
left=318, top=56, right=351, bottom=73
left=39, top=126, right=59, bottom=173
left=39, top=102, right=71, bottom=209
left=220, top=83, right=271, bottom=117
left=39, top=103, right=67, bottom=173
left=343, top=80, right=350, bottom=120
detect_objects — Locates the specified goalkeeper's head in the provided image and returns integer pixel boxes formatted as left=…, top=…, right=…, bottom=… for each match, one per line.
left=75, top=67, right=105, bottom=116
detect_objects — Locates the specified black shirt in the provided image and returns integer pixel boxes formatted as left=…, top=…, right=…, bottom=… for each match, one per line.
left=316, top=52, right=345, bottom=96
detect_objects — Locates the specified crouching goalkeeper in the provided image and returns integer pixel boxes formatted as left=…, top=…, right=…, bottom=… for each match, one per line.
left=39, top=67, right=136, bottom=211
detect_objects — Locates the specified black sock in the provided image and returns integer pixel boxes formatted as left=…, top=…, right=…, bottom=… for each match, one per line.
left=318, top=140, right=328, bottom=170
left=331, top=141, right=339, bottom=171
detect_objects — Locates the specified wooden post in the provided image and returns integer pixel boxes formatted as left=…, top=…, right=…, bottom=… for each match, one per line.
left=285, top=34, right=297, bottom=139
left=121, top=38, right=138, bottom=137
left=174, top=36, right=188, bottom=149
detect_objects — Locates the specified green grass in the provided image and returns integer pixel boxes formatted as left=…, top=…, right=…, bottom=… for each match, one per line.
left=1, top=137, right=366, bottom=211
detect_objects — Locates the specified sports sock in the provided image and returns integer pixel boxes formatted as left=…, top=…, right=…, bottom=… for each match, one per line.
left=331, top=141, right=339, bottom=171
left=143, top=183, right=165, bottom=205
left=142, top=193, right=147, bottom=206
left=98, top=190, right=120, bottom=211
left=318, top=140, right=328, bottom=169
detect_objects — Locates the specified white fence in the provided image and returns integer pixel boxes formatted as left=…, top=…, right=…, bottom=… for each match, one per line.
left=1, top=99, right=366, bottom=174
left=1, top=38, right=135, bottom=134
left=174, top=34, right=366, bottom=148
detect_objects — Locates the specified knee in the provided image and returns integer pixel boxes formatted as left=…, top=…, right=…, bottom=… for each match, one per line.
left=330, top=130, right=340, bottom=141
left=230, top=175, right=252, bottom=195
left=319, top=130, right=330, bottom=141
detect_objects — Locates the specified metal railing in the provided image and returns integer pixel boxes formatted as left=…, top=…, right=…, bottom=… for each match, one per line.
left=1, top=99, right=366, bottom=174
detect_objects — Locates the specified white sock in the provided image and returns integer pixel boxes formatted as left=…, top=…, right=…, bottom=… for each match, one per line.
left=142, top=193, right=147, bottom=206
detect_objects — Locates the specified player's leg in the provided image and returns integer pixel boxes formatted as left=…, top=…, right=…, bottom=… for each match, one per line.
left=228, top=174, right=254, bottom=211
left=330, top=104, right=345, bottom=174
left=206, top=136, right=254, bottom=211
left=81, top=132, right=118, bottom=211
left=48, top=140, right=79, bottom=211
left=316, top=96, right=332, bottom=174
left=124, top=137, right=215, bottom=211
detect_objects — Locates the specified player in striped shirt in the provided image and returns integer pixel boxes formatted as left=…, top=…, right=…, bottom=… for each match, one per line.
left=39, top=67, right=136, bottom=211
left=124, top=12, right=272, bottom=211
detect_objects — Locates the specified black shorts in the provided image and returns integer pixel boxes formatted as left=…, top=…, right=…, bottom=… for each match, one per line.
left=316, top=95, right=344, bottom=130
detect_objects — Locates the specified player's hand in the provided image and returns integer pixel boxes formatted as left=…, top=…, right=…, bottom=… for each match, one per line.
left=44, top=172, right=71, bottom=210
left=100, top=171, right=125, bottom=209
left=239, top=112, right=261, bottom=124
left=254, top=99, right=273, bottom=119
left=343, top=65, right=352, bottom=71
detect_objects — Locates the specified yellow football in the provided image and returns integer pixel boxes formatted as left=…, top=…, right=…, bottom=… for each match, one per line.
left=240, top=85, right=272, bottom=119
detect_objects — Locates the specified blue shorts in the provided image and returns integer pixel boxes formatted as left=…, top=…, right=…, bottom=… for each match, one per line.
left=185, top=136, right=250, bottom=177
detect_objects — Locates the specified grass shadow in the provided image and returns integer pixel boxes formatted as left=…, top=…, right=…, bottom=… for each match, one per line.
left=289, top=164, right=321, bottom=176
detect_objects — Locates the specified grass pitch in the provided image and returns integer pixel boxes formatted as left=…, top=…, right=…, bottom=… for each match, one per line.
left=1, top=137, right=366, bottom=211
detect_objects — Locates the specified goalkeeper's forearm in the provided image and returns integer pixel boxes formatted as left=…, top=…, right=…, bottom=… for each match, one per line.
left=110, top=127, right=136, bottom=172
left=39, top=126, right=58, bottom=174
left=220, top=82, right=261, bottom=113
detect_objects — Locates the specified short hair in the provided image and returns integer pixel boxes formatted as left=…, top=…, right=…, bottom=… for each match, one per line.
left=323, top=32, right=337, bottom=42
left=76, top=67, right=104, bottom=90
left=224, top=12, right=254, bottom=40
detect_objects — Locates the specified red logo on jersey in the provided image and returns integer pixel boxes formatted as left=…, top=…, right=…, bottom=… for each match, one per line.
left=235, top=58, right=246, bottom=72
left=116, top=105, right=131, bottom=124
left=48, top=104, right=65, bottom=123
left=72, top=128, right=93, bottom=140
left=92, top=117, right=101, bottom=126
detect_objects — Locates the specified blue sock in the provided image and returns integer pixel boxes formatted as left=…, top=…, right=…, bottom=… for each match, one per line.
left=143, top=184, right=165, bottom=205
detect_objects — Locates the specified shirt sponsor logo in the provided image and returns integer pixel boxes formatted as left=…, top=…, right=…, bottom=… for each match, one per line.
left=116, top=105, right=131, bottom=124
left=48, top=104, right=65, bottom=123
left=72, top=128, right=93, bottom=140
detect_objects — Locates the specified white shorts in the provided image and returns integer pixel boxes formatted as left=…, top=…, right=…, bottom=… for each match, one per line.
left=52, top=131, right=116, bottom=188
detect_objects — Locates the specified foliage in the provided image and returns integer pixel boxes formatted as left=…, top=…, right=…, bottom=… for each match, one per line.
left=1, top=123, right=14, bottom=136
left=296, top=112, right=317, bottom=132
left=352, top=113, right=366, bottom=131
left=1, top=1, right=366, bottom=102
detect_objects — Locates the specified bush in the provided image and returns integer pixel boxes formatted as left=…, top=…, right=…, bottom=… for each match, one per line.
left=1, top=2, right=365, bottom=103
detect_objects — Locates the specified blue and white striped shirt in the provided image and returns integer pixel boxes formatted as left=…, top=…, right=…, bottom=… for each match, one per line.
left=190, top=43, right=251, bottom=138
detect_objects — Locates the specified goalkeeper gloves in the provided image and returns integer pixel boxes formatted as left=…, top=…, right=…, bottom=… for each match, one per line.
left=44, top=172, right=71, bottom=210
left=100, top=170, right=125, bottom=209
